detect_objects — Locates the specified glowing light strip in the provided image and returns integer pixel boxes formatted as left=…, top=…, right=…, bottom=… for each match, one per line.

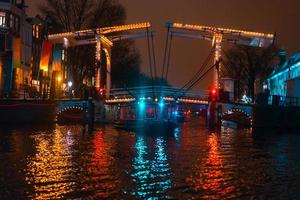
left=100, top=35, right=113, bottom=46
left=106, top=98, right=136, bottom=103
left=99, top=22, right=151, bottom=34
left=163, top=97, right=175, bottom=101
left=268, top=62, right=300, bottom=80
left=48, top=22, right=151, bottom=39
left=105, top=97, right=209, bottom=104
left=178, top=98, right=209, bottom=104
left=170, top=22, right=274, bottom=39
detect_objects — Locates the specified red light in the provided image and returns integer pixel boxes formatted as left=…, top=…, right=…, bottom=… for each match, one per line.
left=212, top=89, right=216, bottom=95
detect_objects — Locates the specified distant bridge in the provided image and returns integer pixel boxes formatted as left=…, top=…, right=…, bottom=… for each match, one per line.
left=106, top=86, right=209, bottom=104
left=55, top=87, right=256, bottom=126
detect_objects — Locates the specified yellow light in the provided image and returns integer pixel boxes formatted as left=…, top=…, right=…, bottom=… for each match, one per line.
left=171, top=22, right=274, bottom=39
left=48, top=22, right=151, bottom=42
left=105, top=98, right=136, bottom=103
left=40, top=65, right=48, bottom=71
left=57, top=76, right=62, bottom=82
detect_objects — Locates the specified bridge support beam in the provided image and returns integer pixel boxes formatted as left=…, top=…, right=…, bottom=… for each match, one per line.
left=95, top=34, right=102, bottom=90
left=212, top=33, right=222, bottom=89
left=104, top=48, right=111, bottom=99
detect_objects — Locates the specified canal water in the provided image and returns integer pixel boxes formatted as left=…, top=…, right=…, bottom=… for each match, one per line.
left=0, top=120, right=300, bottom=199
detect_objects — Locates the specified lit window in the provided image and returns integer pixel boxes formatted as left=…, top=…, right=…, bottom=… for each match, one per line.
left=62, top=49, right=65, bottom=61
left=0, top=12, right=6, bottom=27
left=32, top=25, right=35, bottom=37
left=36, top=25, right=39, bottom=38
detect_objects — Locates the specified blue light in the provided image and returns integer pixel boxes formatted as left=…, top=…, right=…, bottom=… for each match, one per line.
left=139, top=97, right=146, bottom=101
left=138, top=100, right=145, bottom=109
left=174, top=111, right=178, bottom=116
left=158, top=101, right=164, bottom=108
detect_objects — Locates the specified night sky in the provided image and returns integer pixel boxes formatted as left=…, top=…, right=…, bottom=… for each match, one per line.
left=26, top=0, right=300, bottom=90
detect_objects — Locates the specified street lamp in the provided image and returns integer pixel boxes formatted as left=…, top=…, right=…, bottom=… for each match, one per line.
left=68, top=81, right=73, bottom=87
left=67, top=81, right=73, bottom=99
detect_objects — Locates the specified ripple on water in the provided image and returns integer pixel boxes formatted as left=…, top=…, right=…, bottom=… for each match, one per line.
left=0, top=122, right=300, bottom=199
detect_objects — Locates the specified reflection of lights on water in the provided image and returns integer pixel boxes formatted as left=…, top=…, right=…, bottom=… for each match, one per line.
left=130, top=136, right=172, bottom=199
left=186, top=133, right=234, bottom=195
left=174, top=127, right=181, bottom=142
left=65, top=130, right=74, bottom=147
left=85, top=129, right=117, bottom=198
left=26, top=126, right=75, bottom=199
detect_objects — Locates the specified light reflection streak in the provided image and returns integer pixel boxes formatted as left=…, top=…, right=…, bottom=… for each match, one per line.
left=83, top=129, right=118, bottom=198
left=26, top=126, right=75, bottom=199
left=174, top=128, right=181, bottom=144
left=130, top=136, right=172, bottom=199
left=187, top=133, right=234, bottom=197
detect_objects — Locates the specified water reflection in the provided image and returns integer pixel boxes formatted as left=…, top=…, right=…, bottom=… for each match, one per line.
left=26, top=126, right=75, bottom=199
left=1, top=122, right=300, bottom=199
left=130, top=136, right=172, bottom=199
left=83, top=129, right=120, bottom=198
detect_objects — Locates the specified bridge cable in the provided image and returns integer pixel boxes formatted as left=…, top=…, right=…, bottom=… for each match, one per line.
left=150, top=32, right=159, bottom=119
left=146, top=27, right=155, bottom=99
left=178, top=63, right=216, bottom=98
left=164, top=32, right=173, bottom=81
left=151, top=32, right=157, bottom=80
left=185, top=63, right=217, bottom=92
left=175, top=47, right=215, bottom=97
left=161, top=26, right=171, bottom=82
left=182, top=46, right=215, bottom=89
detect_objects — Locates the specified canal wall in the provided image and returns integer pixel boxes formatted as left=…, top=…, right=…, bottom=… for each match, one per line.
left=253, top=105, right=300, bottom=129
left=0, top=100, right=56, bottom=124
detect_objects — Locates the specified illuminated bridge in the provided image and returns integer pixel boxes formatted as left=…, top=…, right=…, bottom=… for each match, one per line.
left=105, top=86, right=209, bottom=105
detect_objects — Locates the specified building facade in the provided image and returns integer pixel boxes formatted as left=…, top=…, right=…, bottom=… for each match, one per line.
left=0, top=0, right=32, bottom=97
left=27, top=15, right=47, bottom=97
left=0, top=0, right=51, bottom=98
left=266, top=51, right=300, bottom=97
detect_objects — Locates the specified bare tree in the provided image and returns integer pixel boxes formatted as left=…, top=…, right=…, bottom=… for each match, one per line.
left=40, top=0, right=142, bottom=95
left=223, top=45, right=278, bottom=101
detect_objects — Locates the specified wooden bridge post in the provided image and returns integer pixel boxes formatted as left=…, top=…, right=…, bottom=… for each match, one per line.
left=87, top=99, right=95, bottom=125
left=207, top=101, right=217, bottom=129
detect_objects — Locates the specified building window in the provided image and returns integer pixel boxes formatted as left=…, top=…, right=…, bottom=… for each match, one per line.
left=36, top=25, right=39, bottom=39
left=10, top=14, right=14, bottom=28
left=32, top=25, right=35, bottom=37
left=62, top=49, right=65, bottom=61
left=32, top=25, right=40, bottom=39
left=0, top=12, right=6, bottom=27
